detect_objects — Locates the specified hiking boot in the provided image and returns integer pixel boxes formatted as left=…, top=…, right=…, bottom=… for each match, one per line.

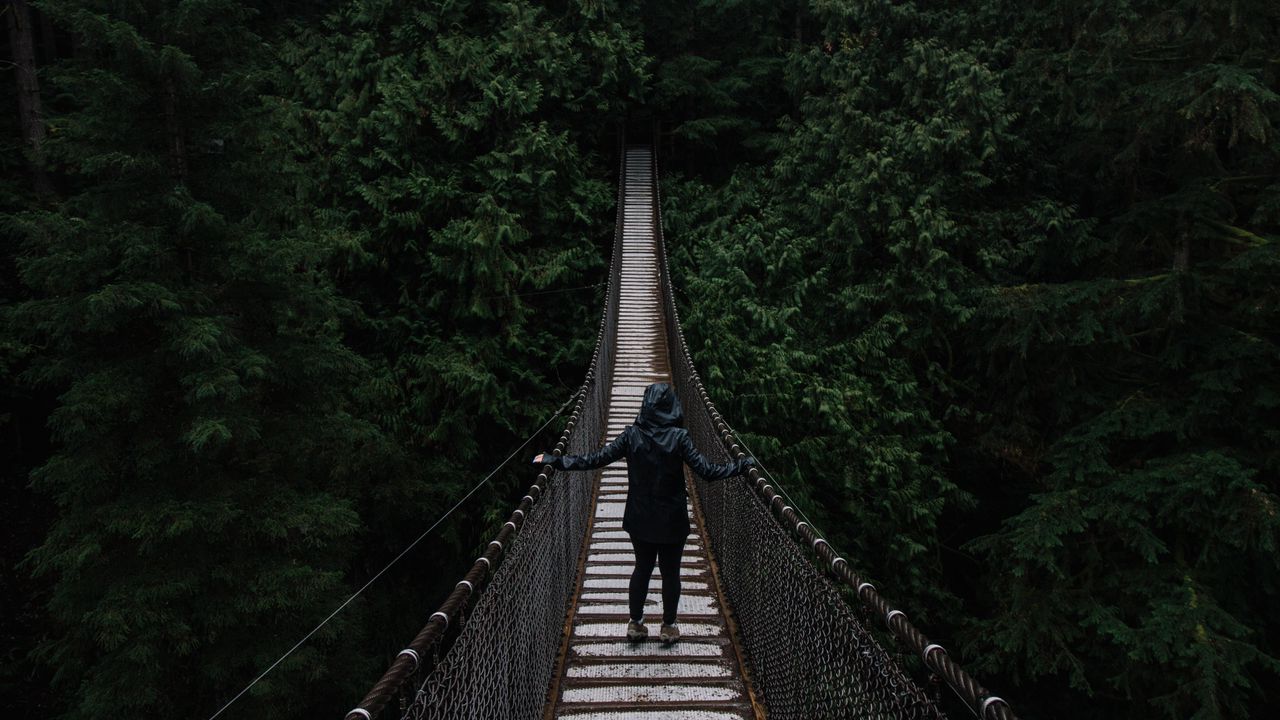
left=660, top=623, right=680, bottom=645
left=626, top=619, right=647, bottom=642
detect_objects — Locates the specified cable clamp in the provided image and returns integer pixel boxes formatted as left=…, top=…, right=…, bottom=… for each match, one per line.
left=346, top=709, right=372, bottom=720
left=430, top=611, right=449, bottom=629
left=923, top=643, right=946, bottom=663
left=504, top=521, right=517, bottom=531
left=885, top=609, right=905, bottom=627
left=813, top=538, right=828, bottom=553
left=456, top=580, right=473, bottom=593
left=981, top=696, right=1007, bottom=717
left=397, top=648, right=421, bottom=670
left=488, top=540, right=503, bottom=552
left=857, top=582, right=876, bottom=595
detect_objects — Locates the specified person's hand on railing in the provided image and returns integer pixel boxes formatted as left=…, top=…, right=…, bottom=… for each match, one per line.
left=533, top=452, right=564, bottom=469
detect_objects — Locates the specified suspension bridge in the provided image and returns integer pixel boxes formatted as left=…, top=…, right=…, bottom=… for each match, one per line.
left=341, top=144, right=1016, bottom=720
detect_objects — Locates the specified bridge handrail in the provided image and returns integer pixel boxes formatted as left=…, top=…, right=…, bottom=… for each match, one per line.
left=342, top=130, right=628, bottom=720
left=647, top=142, right=1018, bottom=720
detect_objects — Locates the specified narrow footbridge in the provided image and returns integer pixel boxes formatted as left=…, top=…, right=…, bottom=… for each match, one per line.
left=343, top=146, right=1016, bottom=720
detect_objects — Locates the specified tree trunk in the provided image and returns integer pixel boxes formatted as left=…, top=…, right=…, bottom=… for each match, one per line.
left=1171, top=224, right=1190, bottom=324
left=1172, top=234, right=1190, bottom=273
left=161, top=73, right=189, bottom=182
left=5, top=0, right=52, bottom=195
left=37, top=3, right=56, bottom=63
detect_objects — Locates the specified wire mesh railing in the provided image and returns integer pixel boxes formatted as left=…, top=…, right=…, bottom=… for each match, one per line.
left=341, top=132, right=628, bottom=720
left=647, top=143, right=1017, bottom=720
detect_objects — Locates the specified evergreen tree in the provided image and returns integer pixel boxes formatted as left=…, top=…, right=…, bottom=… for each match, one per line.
left=5, top=2, right=394, bottom=717
left=634, top=0, right=795, bottom=171
left=258, top=0, right=652, bottom=704
left=279, top=1, right=645, bottom=463
left=960, top=1, right=1280, bottom=716
left=4, top=0, right=1278, bottom=717
left=274, top=0, right=648, bottom=629
left=665, top=0, right=1280, bottom=716
left=667, top=0, right=1032, bottom=628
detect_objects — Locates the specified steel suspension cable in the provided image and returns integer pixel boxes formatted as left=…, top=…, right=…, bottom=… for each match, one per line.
left=728, top=432, right=819, bottom=531
left=206, top=392, right=579, bottom=720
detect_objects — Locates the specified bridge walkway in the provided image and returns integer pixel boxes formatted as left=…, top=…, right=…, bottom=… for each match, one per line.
left=547, top=147, right=757, bottom=720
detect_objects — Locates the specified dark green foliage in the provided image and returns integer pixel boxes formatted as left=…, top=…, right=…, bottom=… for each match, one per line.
left=4, top=1, right=393, bottom=717
left=6, top=1, right=647, bottom=718
left=1, top=3, right=55, bottom=708
left=3, top=0, right=1278, bottom=719
left=958, top=2, right=1280, bottom=717
left=666, top=0, right=1024, bottom=628
left=666, top=1, right=1280, bottom=718
left=278, top=0, right=644, bottom=462
left=636, top=0, right=793, bottom=160
left=273, top=0, right=647, bottom=696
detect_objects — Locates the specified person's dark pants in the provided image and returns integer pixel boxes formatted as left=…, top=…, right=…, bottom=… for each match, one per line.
left=629, top=539, right=685, bottom=625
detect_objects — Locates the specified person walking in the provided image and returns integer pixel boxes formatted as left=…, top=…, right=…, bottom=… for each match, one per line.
left=533, top=382, right=754, bottom=645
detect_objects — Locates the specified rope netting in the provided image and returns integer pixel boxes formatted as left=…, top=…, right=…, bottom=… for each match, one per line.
left=649, top=146, right=1016, bottom=720
left=398, top=387, right=604, bottom=720
left=395, top=264, right=617, bottom=719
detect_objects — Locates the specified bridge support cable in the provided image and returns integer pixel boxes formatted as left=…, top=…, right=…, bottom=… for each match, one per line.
left=208, top=394, right=579, bottom=720
left=648, top=146, right=1018, bottom=720
left=341, top=138, right=629, bottom=720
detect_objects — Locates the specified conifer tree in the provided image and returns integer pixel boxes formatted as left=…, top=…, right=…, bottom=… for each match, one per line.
left=635, top=0, right=794, bottom=168
left=665, top=0, right=1280, bottom=716
left=262, top=3, right=650, bottom=710
left=5, top=2, right=394, bottom=717
left=277, top=0, right=646, bottom=515
left=4, top=0, right=1277, bottom=717
left=960, top=2, right=1280, bottom=716
left=4, top=0, right=51, bottom=194
left=668, top=0, right=1032, bottom=624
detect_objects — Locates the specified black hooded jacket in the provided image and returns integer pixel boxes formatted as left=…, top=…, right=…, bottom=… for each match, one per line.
left=545, top=383, right=750, bottom=544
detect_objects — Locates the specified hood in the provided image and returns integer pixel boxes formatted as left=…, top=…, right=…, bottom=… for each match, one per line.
left=635, top=382, right=683, bottom=430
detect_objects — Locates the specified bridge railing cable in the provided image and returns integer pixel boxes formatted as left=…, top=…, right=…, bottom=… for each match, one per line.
left=647, top=144, right=1017, bottom=720
left=341, top=132, right=628, bottom=720
left=207, top=397, right=577, bottom=720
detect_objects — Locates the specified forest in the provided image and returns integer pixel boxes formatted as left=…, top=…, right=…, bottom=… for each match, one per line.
left=2, top=1, right=1277, bottom=718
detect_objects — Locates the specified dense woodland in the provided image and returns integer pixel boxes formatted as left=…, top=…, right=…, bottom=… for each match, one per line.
left=2, top=1, right=1277, bottom=718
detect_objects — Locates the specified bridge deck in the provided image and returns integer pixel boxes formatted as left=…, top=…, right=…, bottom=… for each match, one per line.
left=546, top=148, right=756, bottom=720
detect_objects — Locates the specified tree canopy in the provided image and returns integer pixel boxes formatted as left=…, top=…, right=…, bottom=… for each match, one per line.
left=2, top=1, right=1277, bottom=718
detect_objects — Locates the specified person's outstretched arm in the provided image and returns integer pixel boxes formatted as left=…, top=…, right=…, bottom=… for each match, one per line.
left=534, top=428, right=631, bottom=471
left=678, top=431, right=754, bottom=480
